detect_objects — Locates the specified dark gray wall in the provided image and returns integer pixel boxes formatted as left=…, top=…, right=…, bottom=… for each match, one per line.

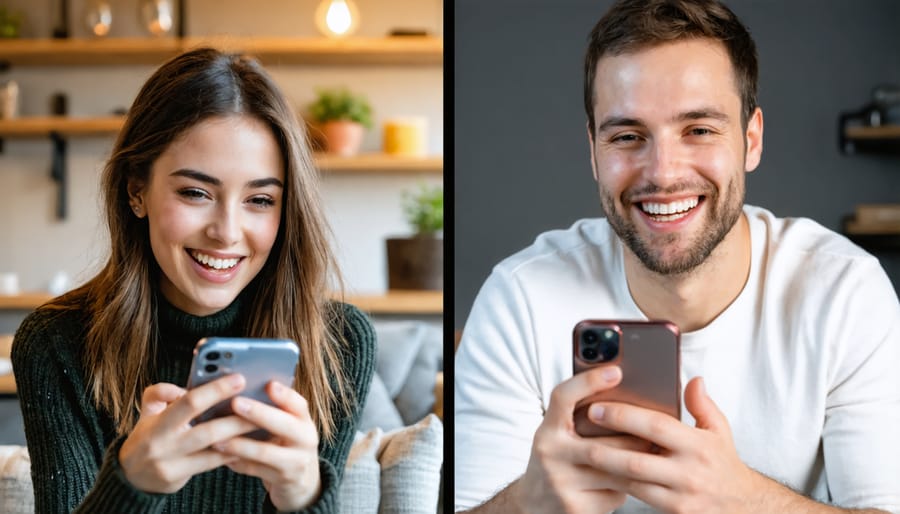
left=454, top=0, right=900, bottom=329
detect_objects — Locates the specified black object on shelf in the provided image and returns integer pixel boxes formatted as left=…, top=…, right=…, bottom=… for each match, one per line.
left=839, top=84, right=900, bottom=155
left=845, top=232, right=900, bottom=252
left=52, top=0, right=69, bottom=38
left=51, top=93, right=67, bottom=116
left=49, top=132, right=67, bottom=220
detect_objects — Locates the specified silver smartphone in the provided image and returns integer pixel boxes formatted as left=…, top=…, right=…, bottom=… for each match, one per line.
left=572, top=320, right=681, bottom=437
left=186, top=337, right=300, bottom=440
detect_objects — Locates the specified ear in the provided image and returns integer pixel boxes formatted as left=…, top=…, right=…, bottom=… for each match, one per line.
left=744, top=107, right=763, bottom=173
left=126, top=179, right=147, bottom=218
left=586, top=121, right=600, bottom=182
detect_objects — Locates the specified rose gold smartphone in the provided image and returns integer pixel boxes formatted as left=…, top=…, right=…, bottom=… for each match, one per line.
left=572, top=320, right=681, bottom=437
left=187, top=337, right=299, bottom=440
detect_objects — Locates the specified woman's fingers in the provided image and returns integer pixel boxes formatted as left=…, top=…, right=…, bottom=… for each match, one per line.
left=162, top=373, right=246, bottom=430
left=226, top=382, right=317, bottom=447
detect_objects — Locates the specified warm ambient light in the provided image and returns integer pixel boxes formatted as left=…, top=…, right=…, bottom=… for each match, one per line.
left=315, top=0, right=360, bottom=38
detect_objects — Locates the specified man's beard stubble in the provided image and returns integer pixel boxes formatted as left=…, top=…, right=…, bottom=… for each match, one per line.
left=600, top=178, right=744, bottom=276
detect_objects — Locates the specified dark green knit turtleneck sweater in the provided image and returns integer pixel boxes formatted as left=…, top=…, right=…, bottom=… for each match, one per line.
left=11, top=294, right=375, bottom=514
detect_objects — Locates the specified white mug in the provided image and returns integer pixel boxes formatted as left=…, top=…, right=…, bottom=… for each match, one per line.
left=0, top=272, right=20, bottom=295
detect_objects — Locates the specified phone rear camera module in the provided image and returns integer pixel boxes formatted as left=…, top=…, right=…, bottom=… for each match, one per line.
left=580, top=327, right=619, bottom=362
left=204, top=364, right=218, bottom=373
left=206, top=351, right=220, bottom=361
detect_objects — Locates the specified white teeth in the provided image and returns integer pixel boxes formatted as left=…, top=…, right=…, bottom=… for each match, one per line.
left=190, top=251, right=240, bottom=270
left=641, top=197, right=699, bottom=216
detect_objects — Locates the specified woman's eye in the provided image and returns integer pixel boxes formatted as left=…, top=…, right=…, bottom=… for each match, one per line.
left=249, top=196, right=276, bottom=207
left=178, top=188, right=208, bottom=200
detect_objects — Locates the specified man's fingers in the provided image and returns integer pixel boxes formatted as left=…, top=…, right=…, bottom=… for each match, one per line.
left=586, top=401, right=687, bottom=450
left=546, top=365, right=622, bottom=427
left=684, top=377, right=729, bottom=433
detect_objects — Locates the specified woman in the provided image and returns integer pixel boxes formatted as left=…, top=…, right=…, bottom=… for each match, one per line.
left=11, top=47, right=375, bottom=513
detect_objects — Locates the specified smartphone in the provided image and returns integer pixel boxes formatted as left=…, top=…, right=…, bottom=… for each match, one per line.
left=572, top=320, right=680, bottom=437
left=186, top=337, right=300, bottom=440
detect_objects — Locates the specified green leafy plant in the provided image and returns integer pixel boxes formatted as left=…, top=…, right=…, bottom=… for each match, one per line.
left=307, top=87, right=373, bottom=129
left=0, top=7, right=23, bottom=38
left=403, top=184, right=443, bottom=236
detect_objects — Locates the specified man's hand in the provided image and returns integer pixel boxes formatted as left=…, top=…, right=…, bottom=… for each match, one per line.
left=510, top=365, right=657, bottom=514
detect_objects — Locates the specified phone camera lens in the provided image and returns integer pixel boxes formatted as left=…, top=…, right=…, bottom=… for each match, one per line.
left=204, top=364, right=218, bottom=373
left=206, top=351, right=220, bottom=361
left=580, top=327, right=619, bottom=362
left=598, top=330, right=619, bottom=361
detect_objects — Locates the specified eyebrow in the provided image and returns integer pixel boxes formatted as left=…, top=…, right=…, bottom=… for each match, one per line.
left=596, top=108, right=731, bottom=133
left=170, top=169, right=284, bottom=189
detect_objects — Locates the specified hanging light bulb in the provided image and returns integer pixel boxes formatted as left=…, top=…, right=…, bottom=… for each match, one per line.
left=315, top=0, right=360, bottom=38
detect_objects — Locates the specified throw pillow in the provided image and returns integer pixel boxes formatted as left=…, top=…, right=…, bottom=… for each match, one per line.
left=338, top=430, right=383, bottom=514
left=392, top=323, right=442, bottom=425
left=0, top=445, right=33, bottom=514
left=377, top=414, right=443, bottom=514
left=358, top=373, right=405, bottom=432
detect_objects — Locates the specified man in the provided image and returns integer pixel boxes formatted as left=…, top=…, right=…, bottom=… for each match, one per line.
left=454, top=0, right=900, bottom=513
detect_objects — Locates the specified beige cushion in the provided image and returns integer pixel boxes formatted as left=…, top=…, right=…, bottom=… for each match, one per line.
left=340, top=414, right=444, bottom=513
left=0, top=445, right=33, bottom=514
left=377, top=414, right=443, bottom=514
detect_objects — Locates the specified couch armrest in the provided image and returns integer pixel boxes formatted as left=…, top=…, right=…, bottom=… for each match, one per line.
left=434, top=371, right=443, bottom=419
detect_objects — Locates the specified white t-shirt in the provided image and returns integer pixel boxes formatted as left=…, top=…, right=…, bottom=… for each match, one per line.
left=454, top=205, right=900, bottom=513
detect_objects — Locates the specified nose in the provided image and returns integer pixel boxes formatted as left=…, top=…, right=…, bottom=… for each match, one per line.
left=645, top=136, right=684, bottom=187
left=206, top=203, right=242, bottom=246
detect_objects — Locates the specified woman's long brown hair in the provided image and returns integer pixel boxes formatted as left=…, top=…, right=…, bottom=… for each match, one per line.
left=45, top=48, right=352, bottom=441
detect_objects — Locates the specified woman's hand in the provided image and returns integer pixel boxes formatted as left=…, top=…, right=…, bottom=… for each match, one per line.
left=213, top=380, right=322, bottom=511
left=118, top=374, right=260, bottom=493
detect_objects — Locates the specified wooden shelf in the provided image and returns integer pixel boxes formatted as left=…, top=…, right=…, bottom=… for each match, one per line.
left=0, top=117, right=441, bottom=173
left=844, top=125, right=900, bottom=139
left=0, top=290, right=442, bottom=315
left=344, top=290, right=442, bottom=315
left=0, top=292, right=53, bottom=309
left=0, top=116, right=124, bottom=137
left=316, top=153, right=442, bottom=173
left=0, top=36, right=443, bottom=67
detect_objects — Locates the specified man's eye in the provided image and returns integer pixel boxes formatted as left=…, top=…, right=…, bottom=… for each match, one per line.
left=689, top=127, right=712, bottom=136
left=612, top=134, right=641, bottom=143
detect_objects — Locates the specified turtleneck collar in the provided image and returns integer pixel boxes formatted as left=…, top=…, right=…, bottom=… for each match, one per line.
left=156, top=291, right=246, bottom=355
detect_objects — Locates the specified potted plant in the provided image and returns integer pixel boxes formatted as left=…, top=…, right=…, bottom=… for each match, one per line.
left=0, top=7, right=23, bottom=38
left=386, top=184, right=443, bottom=290
left=307, top=87, right=373, bottom=156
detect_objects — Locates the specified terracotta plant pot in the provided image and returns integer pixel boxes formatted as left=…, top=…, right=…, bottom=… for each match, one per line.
left=320, top=120, right=365, bottom=156
left=386, top=235, right=443, bottom=290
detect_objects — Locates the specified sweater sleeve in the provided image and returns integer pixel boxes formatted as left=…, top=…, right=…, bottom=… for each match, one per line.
left=263, top=302, right=376, bottom=514
left=11, top=309, right=170, bottom=514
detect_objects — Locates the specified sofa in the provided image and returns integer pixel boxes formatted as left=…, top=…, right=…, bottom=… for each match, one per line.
left=0, top=320, right=445, bottom=513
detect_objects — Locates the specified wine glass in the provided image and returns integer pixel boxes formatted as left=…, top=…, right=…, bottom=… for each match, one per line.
left=139, top=0, right=174, bottom=36
left=84, top=0, right=112, bottom=37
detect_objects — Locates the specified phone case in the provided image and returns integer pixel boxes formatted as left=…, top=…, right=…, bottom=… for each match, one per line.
left=572, top=320, right=680, bottom=437
left=186, top=337, right=299, bottom=440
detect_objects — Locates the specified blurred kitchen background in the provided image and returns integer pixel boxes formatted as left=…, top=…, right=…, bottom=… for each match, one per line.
left=0, top=0, right=444, bottom=448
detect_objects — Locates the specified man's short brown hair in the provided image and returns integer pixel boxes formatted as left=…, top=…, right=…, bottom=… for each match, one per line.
left=584, top=0, right=758, bottom=134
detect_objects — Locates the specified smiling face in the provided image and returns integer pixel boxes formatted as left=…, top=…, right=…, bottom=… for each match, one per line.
left=130, top=115, right=285, bottom=316
left=588, top=38, right=762, bottom=276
